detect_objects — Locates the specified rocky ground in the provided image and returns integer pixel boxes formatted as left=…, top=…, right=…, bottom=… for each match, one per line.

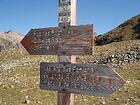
left=97, top=43, right=140, bottom=68
left=0, top=40, right=140, bottom=105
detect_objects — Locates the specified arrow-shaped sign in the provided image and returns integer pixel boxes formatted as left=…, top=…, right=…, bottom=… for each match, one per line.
left=21, top=24, right=94, bottom=55
left=40, top=63, right=126, bottom=96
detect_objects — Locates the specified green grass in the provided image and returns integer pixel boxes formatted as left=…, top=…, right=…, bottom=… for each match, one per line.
left=0, top=40, right=140, bottom=105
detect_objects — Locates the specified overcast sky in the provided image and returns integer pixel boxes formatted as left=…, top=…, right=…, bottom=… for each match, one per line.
left=0, top=0, right=140, bottom=35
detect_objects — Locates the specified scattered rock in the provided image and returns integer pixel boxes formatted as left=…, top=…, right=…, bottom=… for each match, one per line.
left=25, top=96, right=29, bottom=99
left=114, top=98, right=119, bottom=101
left=83, top=98, right=88, bottom=102
left=129, top=97, right=137, bottom=102
left=22, top=99, right=30, bottom=104
left=20, top=90, right=23, bottom=93
left=137, top=78, right=140, bottom=80
left=2, top=85, right=8, bottom=89
left=0, top=82, right=2, bottom=85
left=112, top=54, right=115, bottom=58
left=15, top=80, right=20, bottom=84
left=100, top=97, right=106, bottom=104
left=10, top=85, right=14, bottom=88
left=125, top=90, right=129, bottom=93
left=36, top=82, right=39, bottom=85
left=97, top=46, right=140, bottom=67
left=126, top=81, right=131, bottom=84
left=101, top=101, right=106, bottom=104
left=36, top=101, right=41, bottom=104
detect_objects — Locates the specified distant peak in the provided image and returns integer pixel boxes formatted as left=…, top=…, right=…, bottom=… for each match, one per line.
left=95, top=14, right=140, bottom=46
left=4, top=30, right=13, bottom=34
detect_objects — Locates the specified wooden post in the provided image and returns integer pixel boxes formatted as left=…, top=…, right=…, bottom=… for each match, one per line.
left=58, top=0, right=77, bottom=105
left=57, top=93, right=75, bottom=105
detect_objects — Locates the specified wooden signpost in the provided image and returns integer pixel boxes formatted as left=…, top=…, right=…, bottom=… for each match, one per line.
left=21, top=0, right=125, bottom=105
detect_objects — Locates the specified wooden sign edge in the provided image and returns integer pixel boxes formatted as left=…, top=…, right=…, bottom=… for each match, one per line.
left=39, top=84, right=113, bottom=97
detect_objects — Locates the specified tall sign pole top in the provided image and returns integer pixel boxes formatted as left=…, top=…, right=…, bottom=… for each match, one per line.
left=59, top=0, right=77, bottom=26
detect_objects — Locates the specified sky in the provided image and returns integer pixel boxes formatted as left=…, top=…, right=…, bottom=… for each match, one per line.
left=0, top=0, right=140, bottom=35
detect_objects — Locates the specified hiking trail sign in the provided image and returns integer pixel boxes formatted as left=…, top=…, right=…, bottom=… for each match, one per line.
left=21, top=0, right=125, bottom=104
left=40, top=63, right=125, bottom=96
left=21, top=25, right=93, bottom=55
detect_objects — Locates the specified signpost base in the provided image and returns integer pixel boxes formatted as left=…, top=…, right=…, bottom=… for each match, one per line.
left=58, top=92, right=75, bottom=105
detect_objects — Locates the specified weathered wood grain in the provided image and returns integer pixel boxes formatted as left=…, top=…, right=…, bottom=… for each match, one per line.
left=40, top=63, right=126, bottom=96
left=21, top=24, right=94, bottom=55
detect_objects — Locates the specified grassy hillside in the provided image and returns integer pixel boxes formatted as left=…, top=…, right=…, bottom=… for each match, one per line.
left=0, top=40, right=140, bottom=105
left=95, top=14, right=140, bottom=45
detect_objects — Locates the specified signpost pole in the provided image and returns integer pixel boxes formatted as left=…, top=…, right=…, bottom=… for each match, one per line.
left=58, top=0, right=77, bottom=105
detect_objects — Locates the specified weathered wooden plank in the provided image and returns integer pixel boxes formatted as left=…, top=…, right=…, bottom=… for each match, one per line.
left=40, top=63, right=126, bottom=96
left=21, top=24, right=94, bottom=55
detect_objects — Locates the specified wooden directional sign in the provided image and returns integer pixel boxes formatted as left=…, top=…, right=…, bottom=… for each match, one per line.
left=40, top=63, right=125, bottom=96
left=21, top=24, right=93, bottom=55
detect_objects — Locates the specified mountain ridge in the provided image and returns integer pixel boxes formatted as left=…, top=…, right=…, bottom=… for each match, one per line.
left=95, top=14, right=140, bottom=45
left=0, top=31, right=23, bottom=52
left=0, top=31, right=23, bottom=43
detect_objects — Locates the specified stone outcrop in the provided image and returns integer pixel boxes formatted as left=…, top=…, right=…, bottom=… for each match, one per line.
left=97, top=46, right=140, bottom=67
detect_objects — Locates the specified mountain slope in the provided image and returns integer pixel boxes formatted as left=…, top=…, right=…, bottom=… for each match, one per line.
left=0, top=31, right=23, bottom=52
left=0, top=31, right=23, bottom=43
left=95, top=14, right=140, bottom=45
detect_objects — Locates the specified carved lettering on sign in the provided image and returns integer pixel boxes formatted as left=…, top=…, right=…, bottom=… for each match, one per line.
left=40, top=63, right=126, bottom=96
left=21, top=24, right=94, bottom=55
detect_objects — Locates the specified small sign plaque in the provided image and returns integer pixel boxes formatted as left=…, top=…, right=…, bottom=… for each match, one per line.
left=21, top=24, right=94, bottom=55
left=59, top=0, right=71, bottom=26
left=40, top=63, right=125, bottom=96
